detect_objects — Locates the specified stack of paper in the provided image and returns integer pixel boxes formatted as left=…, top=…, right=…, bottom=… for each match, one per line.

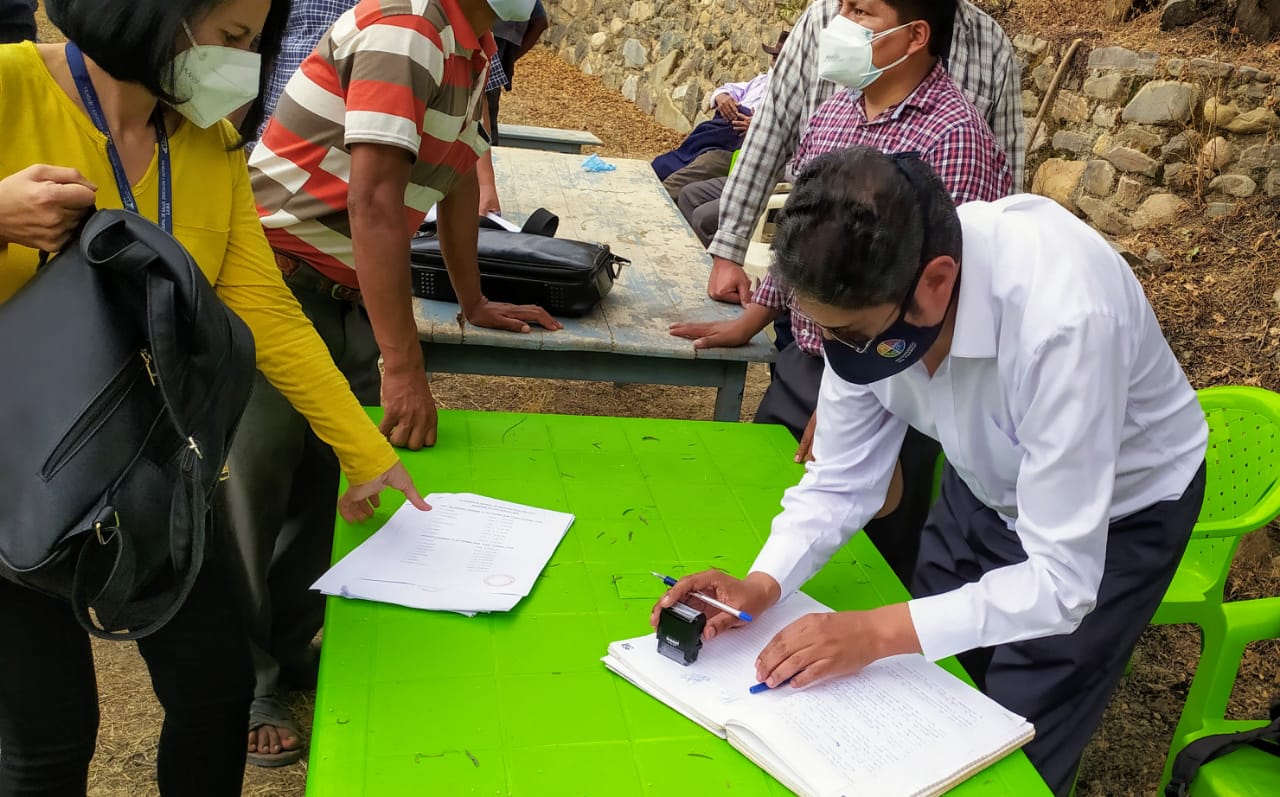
left=312, top=493, right=575, bottom=616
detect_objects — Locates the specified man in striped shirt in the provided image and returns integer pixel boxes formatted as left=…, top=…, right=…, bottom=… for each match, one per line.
left=705, top=0, right=1024, bottom=305
left=671, top=0, right=1011, bottom=586
left=251, top=0, right=511, bottom=214
left=229, top=0, right=558, bottom=765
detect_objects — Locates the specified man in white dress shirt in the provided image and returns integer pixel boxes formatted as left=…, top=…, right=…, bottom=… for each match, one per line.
left=655, top=146, right=1208, bottom=795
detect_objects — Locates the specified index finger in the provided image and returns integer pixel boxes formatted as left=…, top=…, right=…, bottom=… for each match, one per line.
left=28, top=164, right=98, bottom=190
left=44, top=181, right=98, bottom=209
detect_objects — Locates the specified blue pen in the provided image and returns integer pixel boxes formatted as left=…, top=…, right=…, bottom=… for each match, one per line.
left=748, top=675, right=795, bottom=694
left=651, top=571, right=754, bottom=622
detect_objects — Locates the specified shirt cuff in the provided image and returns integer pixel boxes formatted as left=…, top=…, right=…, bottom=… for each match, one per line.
left=708, top=231, right=750, bottom=264
left=750, top=532, right=822, bottom=599
left=907, top=587, right=984, bottom=662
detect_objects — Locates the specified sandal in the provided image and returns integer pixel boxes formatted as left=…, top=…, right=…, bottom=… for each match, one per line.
left=247, top=695, right=306, bottom=768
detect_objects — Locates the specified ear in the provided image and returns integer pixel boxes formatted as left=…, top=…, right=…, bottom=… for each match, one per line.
left=905, top=19, right=931, bottom=57
left=904, top=255, right=957, bottom=327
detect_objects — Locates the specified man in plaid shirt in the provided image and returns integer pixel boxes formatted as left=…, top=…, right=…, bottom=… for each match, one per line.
left=672, top=0, right=1011, bottom=584
left=704, top=0, right=1023, bottom=307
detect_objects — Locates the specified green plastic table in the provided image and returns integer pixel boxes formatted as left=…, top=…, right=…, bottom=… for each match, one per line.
left=306, top=410, right=1051, bottom=797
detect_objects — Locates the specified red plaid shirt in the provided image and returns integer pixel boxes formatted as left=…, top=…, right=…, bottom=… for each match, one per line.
left=755, top=61, right=1013, bottom=355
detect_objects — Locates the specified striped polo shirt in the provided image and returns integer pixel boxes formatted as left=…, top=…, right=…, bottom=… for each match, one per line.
left=248, top=0, right=495, bottom=288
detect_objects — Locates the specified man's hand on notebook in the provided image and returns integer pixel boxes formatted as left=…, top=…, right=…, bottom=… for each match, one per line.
left=753, top=604, right=923, bottom=690
left=651, top=570, right=781, bottom=640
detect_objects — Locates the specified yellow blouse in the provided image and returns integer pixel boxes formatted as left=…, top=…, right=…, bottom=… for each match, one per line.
left=0, top=42, right=396, bottom=484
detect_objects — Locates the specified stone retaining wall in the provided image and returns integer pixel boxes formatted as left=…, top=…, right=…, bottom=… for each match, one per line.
left=542, top=0, right=794, bottom=133
left=1021, top=35, right=1280, bottom=234
left=543, top=2, right=1278, bottom=234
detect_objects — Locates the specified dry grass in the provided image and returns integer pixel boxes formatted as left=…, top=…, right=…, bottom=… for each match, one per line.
left=25, top=2, right=1280, bottom=795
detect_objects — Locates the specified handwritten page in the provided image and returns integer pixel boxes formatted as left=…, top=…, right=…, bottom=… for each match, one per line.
left=603, top=591, right=1034, bottom=797
left=312, top=493, right=574, bottom=614
left=735, top=654, right=1034, bottom=796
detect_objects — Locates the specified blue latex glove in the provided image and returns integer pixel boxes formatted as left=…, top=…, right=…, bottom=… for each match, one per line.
left=581, top=153, right=616, bottom=172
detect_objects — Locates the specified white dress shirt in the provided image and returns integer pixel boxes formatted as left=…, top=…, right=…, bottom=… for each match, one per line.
left=709, top=72, right=772, bottom=114
left=751, top=195, right=1208, bottom=662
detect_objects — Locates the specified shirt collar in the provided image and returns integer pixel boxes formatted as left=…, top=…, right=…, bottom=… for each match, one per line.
left=948, top=201, right=1001, bottom=359
left=853, top=59, right=948, bottom=122
left=438, top=0, right=498, bottom=58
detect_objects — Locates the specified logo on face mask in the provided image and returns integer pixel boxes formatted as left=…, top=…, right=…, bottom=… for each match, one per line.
left=877, top=339, right=910, bottom=359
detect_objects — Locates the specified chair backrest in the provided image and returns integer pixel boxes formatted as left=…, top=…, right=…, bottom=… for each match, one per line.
left=1196, top=386, right=1280, bottom=538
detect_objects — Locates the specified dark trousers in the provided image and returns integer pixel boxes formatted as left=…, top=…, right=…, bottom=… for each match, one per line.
left=662, top=149, right=734, bottom=202
left=912, top=464, right=1206, bottom=796
left=215, top=273, right=382, bottom=703
left=0, top=543, right=254, bottom=796
left=676, top=176, right=727, bottom=248
left=754, top=343, right=941, bottom=583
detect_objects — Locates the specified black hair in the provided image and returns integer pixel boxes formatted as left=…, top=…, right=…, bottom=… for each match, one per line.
left=771, top=146, right=962, bottom=311
left=882, top=0, right=956, bottom=59
left=47, top=0, right=291, bottom=147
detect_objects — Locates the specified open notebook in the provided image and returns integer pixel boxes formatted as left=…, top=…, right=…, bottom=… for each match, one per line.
left=603, top=592, right=1034, bottom=797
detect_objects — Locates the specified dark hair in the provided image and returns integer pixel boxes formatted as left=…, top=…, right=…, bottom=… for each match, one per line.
left=772, top=146, right=962, bottom=311
left=47, top=0, right=291, bottom=147
left=882, top=0, right=956, bottom=59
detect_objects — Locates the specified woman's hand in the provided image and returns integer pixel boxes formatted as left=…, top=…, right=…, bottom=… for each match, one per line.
left=338, top=461, right=431, bottom=523
left=0, top=165, right=97, bottom=251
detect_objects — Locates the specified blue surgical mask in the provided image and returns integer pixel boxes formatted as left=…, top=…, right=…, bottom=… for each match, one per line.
left=817, top=15, right=912, bottom=91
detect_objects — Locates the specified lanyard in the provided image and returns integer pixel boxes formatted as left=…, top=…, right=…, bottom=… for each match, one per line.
left=65, top=42, right=172, bottom=233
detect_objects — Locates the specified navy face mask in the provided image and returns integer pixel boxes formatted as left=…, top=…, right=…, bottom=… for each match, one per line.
left=820, top=153, right=957, bottom=386
left=821, top=293, right=951, bottom=385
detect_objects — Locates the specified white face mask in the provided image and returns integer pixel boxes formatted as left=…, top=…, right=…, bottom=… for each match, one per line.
left=166, top=21, right=262, bottom=128
left=486, top=0, right=537, bottom=22
left=818, top=15, right=912, bottom=92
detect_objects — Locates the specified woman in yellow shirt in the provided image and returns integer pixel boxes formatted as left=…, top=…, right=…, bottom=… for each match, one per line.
left=0, top=0, right=428, bottom=793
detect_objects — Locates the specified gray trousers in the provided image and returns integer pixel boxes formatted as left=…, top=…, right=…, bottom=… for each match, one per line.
left=676, top=176, right=727, bottom=248
left=216, top=279, right=381, bottom=701
left=913, top=464, right=1206, bottom=796
left=662, top=149, right=734, bottom=202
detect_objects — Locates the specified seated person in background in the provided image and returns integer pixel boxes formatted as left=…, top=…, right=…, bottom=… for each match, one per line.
left=228, top=0, right=561, bottom=767
left=671, top=0, right=1011, bottom=584
left=657, top=146, right=1208, bottom=797
left=0, top=0, right=35, bottom=43
left=703, top=0, right=1025, bottom=305
left=250, top=0, right=510, bottom=215
left=653, top=30, right=788, bottom=201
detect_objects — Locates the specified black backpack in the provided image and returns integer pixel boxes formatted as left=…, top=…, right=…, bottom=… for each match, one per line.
left=0, top=210, right=256, bottom=639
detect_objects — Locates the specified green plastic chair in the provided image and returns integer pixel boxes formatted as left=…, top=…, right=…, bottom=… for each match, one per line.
left=728, top=147, right=741, bottom=175
left=1154, top=386, right=1280, bottom=786
left=1161, top=596, right=1280, bottom=796
left=1153, top=386, right=1280, bottom=630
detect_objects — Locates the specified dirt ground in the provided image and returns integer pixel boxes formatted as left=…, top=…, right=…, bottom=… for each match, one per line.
left=25, top=2, right=1280, bottom=796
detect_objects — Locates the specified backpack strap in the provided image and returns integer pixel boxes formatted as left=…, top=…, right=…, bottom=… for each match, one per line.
left=1165, top=715, right=1280, bottom=797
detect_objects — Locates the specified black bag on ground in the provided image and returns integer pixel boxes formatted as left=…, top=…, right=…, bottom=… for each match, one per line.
left=1165, top=701, right=1280, bottom=796
left=410, top=212, right=628, bottom=317
left=0, top=210, right=256, bottom=640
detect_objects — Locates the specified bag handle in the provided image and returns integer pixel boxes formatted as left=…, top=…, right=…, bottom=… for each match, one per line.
left=69, top=449, right=208, bottom=640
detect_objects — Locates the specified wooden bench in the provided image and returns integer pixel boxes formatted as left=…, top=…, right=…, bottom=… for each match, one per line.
left=496, top=123, right=603, bottom=154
